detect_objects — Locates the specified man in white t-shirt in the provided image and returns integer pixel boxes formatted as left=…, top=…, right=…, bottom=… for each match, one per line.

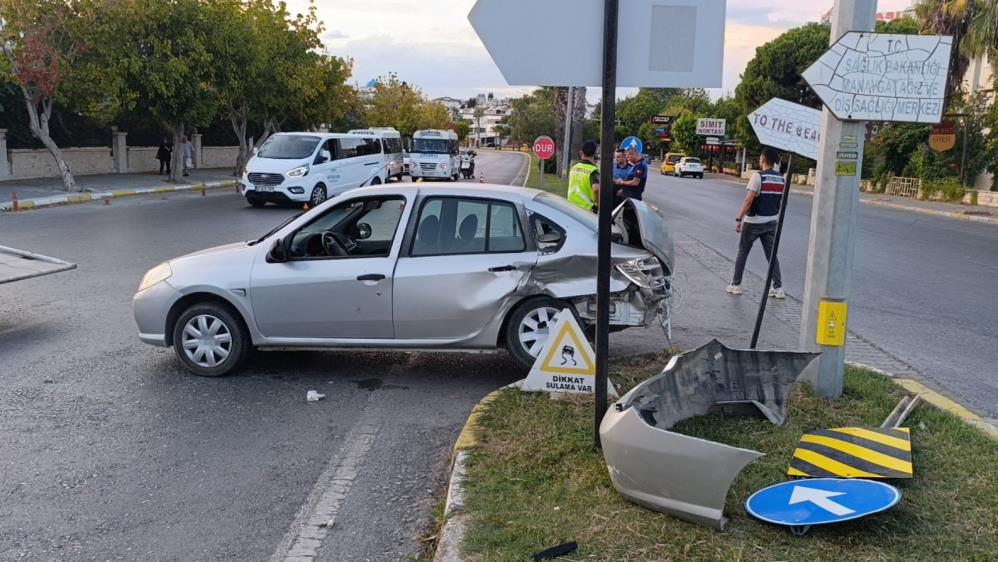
left=727, top=147, right=785, bottom=299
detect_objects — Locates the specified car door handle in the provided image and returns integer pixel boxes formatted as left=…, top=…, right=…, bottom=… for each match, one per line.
left=357, top=274, right=386, bottom=282
left=488, top=265, right=516, bottom=273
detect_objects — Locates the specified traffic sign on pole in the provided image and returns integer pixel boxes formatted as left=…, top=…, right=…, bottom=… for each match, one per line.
left=749, top=98, right=823, bottom=161
left=802, top=32, right=952, bottom=123
left=533, top=136, right=556, bottom=192
left=746, top=478, right=901, bottom=534
left=468, top=0, right=726, bottom=88
left=620, top=136, right=644, bottom=154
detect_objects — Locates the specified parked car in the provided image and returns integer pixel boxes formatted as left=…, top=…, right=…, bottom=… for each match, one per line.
left=133, top=185, right=675, bottom=377
left=675, top=157, right=704, bottom=179
left=241, top=132, right=391, bottom=209
left=661, top=152, right=686, bottom=175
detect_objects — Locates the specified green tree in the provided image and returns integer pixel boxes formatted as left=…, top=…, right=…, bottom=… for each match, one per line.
left=504, top=89, right=557, bottom=147
left=0, top=0, right=86, bottom=191
left=734, top=23, right=829, bottom=152
left=366, top=73, right=437, bottom=139
left=78, top=0, right=220, bottom=182
left=671, top=114, right=701, bottom=156
left=914, top=0, right=989, bottom=100
left=455, top=121, right=471, bottom=143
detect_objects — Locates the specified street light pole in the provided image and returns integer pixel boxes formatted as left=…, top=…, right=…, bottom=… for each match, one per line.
left=799, top=0, right=876, bottom=398
left=562, top=86, right=575, bottom=177
left=595, top=0, right=618, bottom=448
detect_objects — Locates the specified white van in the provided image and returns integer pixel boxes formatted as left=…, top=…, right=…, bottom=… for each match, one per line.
left=242, top=133, right=390, bottom=208
left=409, top=130, right=460, bottom=181
left=349, top=127, right=404, bottom=182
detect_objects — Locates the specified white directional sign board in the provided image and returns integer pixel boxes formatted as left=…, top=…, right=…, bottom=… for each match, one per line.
left=469, top=0, right=726, bottom=88
left=802, top=33, right=952, bottom=123
left=696, top=118, right=726, bottom=137
left=749, top=98, right=823, bottom=161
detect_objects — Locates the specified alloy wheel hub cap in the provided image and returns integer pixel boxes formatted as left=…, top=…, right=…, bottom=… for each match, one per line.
left=181, top=314, right=232, bottom=368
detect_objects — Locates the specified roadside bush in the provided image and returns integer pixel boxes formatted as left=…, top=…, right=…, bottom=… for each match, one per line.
left=922, top=177, right=966, bottom=202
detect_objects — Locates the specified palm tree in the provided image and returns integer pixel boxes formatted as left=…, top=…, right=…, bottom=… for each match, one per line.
left=914, top=0, right=982, bottom=100
left=963, top=0, right=998, bottom=63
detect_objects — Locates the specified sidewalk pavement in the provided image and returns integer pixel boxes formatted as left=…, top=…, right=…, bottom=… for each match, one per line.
left=0, top=168, right=238, bottom=212
left=709, top=173, right=998, bottom=226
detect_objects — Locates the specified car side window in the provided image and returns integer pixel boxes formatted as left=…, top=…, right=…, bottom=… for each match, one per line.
left=336, top=138, right=362, bottom=159
left=530, top=213, right=565, bottom=254
left=288, top=197, right=405, bottom=259
left=412, top=197, right=525, bottom=256
left=315, top=140, right=335, bottom=164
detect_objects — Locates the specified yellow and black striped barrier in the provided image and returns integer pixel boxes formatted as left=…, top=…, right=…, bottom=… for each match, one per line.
left=788, top=427, right=913, bottom=479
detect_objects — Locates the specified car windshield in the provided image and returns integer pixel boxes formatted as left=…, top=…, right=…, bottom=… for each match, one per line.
left=411, top=139, right=452, bottom=154
left=257, top=135, right=321, bottom=159
left=684, top=158, right=701, bottom=164
left=536, top=193, right=597, bottom=232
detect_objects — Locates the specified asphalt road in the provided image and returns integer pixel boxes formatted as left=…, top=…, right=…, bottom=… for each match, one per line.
left=0, top=150, right=529, bottom=562
left=643, top=171, right=998, bottom=420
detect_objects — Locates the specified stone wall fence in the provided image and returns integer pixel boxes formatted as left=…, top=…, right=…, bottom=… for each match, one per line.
left=0, top=129, right=239, bottom=181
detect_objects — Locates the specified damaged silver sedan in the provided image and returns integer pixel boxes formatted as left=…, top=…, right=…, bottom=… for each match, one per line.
left=133, top=184, right=674, bottom=376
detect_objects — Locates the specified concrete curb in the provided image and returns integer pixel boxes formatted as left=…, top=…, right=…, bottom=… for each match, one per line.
left=709, top=175, right=998, bottom=227
left=0, top=179, right=239, bottom=213
left=848, top=362, right=998, bottom=438
left=434, top=381, right=521, bottom=562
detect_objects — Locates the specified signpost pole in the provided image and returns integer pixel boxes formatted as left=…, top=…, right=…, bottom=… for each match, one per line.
left=799, top=0, right=877, bottom=398
left=540, top=159, right=545, bottom=192
left=595, top=0, right=618, bottom=448
left=750, top=154, right=793, bottom=349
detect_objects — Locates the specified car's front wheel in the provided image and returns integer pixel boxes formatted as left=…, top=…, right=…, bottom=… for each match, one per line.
left=248, top=198, right=266, bottom=208
left=505, top=297, right=574, bottom=370
left=172, top=302, right=250, bottom=377
left=310, top=184, right=327, bottom=207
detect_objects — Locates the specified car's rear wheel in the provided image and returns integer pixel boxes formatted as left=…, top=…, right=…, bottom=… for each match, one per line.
left=371, top=176, right=382, bottom=186
left=310, top=184, right=327, bottom=207
left=172, top=302, right=250, bottom=377
left=505, top=297, right=574, bottom=370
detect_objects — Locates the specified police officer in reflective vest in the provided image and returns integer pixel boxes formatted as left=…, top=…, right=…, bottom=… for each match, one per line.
left=727, top=147, right=785, bottom=299
left=567, top=141, right=601, bottom=213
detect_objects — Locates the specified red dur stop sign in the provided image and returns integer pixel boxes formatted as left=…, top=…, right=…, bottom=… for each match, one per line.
left=533, top=136, right=556, bottom=161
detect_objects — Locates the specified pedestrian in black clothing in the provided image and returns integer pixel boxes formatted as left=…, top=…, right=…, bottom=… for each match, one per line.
left=728, top=147, right=785, bottom=299
left=157, top=138, right=173, bottom=176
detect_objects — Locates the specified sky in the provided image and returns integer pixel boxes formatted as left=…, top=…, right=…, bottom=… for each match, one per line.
left=288, top=0, right=915, bottom=102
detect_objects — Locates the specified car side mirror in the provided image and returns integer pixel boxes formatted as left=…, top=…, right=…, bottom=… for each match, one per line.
left=537, top=231, right=563, bottom=245
left=267, top=237, right=289, bottom=263
left=316, top=156, right=328, bottom=164
left=355, top=222, right=373, bottom=240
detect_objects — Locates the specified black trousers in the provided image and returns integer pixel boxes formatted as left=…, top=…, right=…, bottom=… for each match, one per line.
left=159, top=159, right=171, bottom=175
left=732, top=221, right=781, bottom=289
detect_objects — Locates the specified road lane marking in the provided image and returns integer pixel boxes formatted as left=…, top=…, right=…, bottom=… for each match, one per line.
left=271, top=393, right=382, bottom=562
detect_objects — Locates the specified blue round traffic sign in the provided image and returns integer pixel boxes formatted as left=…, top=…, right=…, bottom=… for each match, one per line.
left=620, top=136, right=644, bottom=154
left=746, top=478, right=901, bottom=527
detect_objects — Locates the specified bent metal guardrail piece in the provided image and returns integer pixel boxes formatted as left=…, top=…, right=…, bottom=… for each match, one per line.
left=0, top=245, right=77, bottom=285
left=599, top=339, right=819, bottom=530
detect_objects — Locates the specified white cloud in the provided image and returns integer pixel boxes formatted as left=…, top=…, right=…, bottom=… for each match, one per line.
left=287, top=0, right=918, bottom=102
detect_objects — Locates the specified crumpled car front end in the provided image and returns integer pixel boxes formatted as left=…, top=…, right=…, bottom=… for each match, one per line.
left=599, top=340, right=820, bottom=530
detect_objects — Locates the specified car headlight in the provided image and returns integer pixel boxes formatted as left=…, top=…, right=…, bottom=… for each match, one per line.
left=615, top=257, right=666, bottom=289
left=138, top=262, right=172, bottom=292
left=287, top=165, right=309, bottom=178
left=440, top=163, right=449, bottom=171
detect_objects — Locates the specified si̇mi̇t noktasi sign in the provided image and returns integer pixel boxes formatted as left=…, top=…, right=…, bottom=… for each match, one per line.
left=802, top=32, right=952, bottom=123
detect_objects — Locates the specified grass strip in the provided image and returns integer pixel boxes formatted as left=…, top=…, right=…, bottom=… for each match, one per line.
left=462, top=355, right=998, bottom=561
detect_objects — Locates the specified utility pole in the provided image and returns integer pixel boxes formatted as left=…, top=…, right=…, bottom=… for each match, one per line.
left=562, top=86, right=575, bottom=177
left=594, top=0, right=618, bottom=448
left=799, top=0, right=877, bottom=399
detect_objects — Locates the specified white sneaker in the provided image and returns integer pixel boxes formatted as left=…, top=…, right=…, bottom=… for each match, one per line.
left=726, top=284, right=742, bottom=295
left=769, top=287, right=786, bottom=299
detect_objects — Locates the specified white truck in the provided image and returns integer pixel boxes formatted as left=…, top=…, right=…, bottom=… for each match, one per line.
left=408, top=130, right=460, bottom=182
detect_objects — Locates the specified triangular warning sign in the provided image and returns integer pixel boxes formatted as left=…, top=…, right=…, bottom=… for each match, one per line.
left=522, top=309, right=600, bottom=395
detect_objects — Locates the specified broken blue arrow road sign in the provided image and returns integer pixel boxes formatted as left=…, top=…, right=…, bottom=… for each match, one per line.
left=746, top=478, right=901, bottom=528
